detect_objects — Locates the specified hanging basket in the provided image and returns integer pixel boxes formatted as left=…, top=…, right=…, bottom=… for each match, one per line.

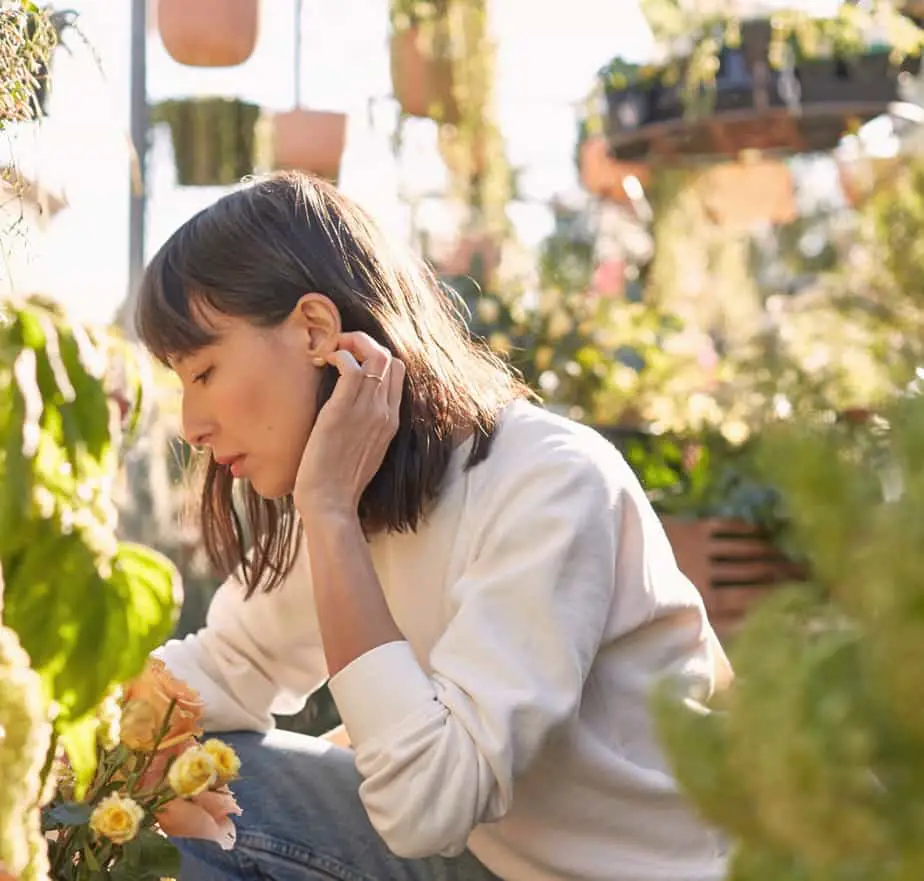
left=601, top=18, right=919, bottom=162
left=577, top=133, right=795, bottom=229
left=151, top=98, right=259, bottom=186
left=157, top=0, right=258, bottom=68
left=269, top=109, right=347, bottom=183
left=390, top=26, right=458, bottom=124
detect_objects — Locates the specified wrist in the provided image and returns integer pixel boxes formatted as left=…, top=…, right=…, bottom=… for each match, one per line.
left=296, top=493, right=360, bottom=533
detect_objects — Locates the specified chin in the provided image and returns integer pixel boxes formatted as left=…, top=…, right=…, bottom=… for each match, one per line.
left=248, top=473, right=295, bottom=501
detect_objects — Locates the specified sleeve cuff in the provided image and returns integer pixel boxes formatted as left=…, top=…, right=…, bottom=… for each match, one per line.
left=328, top=640, right=440, bottom=747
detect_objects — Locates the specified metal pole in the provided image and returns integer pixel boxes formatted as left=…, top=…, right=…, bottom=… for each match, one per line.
left=124, top=0, right=148, bottom=336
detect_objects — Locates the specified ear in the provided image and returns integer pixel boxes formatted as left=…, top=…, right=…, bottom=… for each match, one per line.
left=289, top=293, right=342, bottom=357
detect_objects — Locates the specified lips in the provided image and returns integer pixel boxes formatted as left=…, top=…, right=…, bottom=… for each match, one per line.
left=214, top=454, right=246, bottom=478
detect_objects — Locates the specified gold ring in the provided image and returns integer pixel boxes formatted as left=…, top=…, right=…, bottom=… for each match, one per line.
left=363, top=372, right=385, bottom=382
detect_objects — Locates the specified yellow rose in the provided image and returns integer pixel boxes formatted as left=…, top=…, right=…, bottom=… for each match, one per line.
left=168, top=746, right=217, bottom=798
left=203, top=739, right=241, bottom=784
left=89, top=794, right=144, bottom=845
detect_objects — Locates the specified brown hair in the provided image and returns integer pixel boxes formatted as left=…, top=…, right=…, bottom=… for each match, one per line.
left=136, top=171, right=528, bottom=597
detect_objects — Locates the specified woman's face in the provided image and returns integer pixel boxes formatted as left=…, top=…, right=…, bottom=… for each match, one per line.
left=172, top=297, right=338, bottom=499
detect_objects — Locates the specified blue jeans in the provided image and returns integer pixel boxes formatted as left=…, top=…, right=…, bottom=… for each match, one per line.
left=175, top=730, right=502, bottom=881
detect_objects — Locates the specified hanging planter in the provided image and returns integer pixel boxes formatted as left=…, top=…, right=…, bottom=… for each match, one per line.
left=157, top=0, right=258, bottom=68
left=151, top=97, right=259, bottom=186
left=576, top=126, right=795, bottom=228
left=578, top=135, right=649, bottom=206
left=26, top=6, right=79, bottom=118
left=390, top=25, right=458, bottom=124
left=269, top=109, right=347, bottom=183
left=597, top=12, right=923, bottom=162
left=263, top=1, right=347, bottom=184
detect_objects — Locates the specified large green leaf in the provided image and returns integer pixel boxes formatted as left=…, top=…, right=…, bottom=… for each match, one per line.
left=108, top=542, right=180, bottom=685
left=3, top=537, right=178, bottom=724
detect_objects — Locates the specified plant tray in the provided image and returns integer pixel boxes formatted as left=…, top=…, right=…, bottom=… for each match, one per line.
left=662, top=516, right=805, bottom=638
left=603, top=19, right=919, bottom=161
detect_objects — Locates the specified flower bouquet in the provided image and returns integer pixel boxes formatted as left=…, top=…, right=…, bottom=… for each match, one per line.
left=42, top=658, right=241, bottom=880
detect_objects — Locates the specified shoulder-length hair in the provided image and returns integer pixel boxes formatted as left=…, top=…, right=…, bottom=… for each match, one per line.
left=136, top=171, right=529, bottom=597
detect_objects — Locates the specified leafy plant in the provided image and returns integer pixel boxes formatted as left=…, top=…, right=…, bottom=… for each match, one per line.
left=151, top=98, right=259, bottom=187
left=652, top=391, right=924, bottom=881
left=0, top=300, right=178, bottom=880
left=0, top=1, right=56, bottom=129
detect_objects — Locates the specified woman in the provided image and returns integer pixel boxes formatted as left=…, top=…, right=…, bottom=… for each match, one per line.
left=138, top=171, right=731, bottom=881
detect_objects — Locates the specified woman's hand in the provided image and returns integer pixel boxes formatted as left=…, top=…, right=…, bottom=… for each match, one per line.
left=294, top=332, right=405, bottom=521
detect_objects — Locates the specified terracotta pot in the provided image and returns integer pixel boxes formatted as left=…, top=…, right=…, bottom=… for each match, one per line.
left=272, top=110, right=347, bottom=183
left=157, top=0, right=258, bottom=67
left=390, top=27, right=459, bottom=124
left=578, top=137, right=649, bottom=205
left=662, top=516, right=805, bottom=640
left=698, top=159, right=796, bottom=229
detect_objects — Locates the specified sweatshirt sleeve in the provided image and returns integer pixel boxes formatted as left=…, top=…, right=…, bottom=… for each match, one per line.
left=328, top=434, right=624, bottom=859
left=155, top=534, right=328, bottom=732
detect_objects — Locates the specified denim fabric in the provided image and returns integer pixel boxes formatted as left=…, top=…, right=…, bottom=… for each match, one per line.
left=175, top=730, right=502, bottom=881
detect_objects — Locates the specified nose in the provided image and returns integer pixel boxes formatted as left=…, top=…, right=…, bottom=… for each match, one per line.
left=181, top=393, right=215, bottom=449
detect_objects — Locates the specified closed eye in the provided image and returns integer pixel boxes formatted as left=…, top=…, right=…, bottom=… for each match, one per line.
left=193, top=367, right=214, bottom=385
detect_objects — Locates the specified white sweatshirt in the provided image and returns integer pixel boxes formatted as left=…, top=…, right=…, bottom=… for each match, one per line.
left=157, top=400, right=730, bottom=881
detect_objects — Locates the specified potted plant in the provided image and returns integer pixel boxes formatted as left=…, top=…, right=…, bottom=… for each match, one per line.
left=389, top=0, right=511, bottom=236
left=268, top=108, right=347, bottom=183
left=625, top=432, right=806, bottom=641
left=262, top=4, right=347, bottom=184
left=389, top=0, right=458, bottom=124
left=151, top=97, right=260, bottom=187
left=157, top=0, right=258, bottom=68
left=652, top=393, right=922, bottom=881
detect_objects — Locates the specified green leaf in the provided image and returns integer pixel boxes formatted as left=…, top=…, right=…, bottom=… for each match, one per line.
left=4, top=536, right=177, bottom=727
left=108, top=542, right=180, bottom=685
left=83, top=843, right=101, bottom=871
left=114, top=829, right=182, bottom=881
left=60, top=713, right=100, bottom=800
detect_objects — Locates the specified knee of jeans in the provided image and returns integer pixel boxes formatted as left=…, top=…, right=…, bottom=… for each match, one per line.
left=201, top=729, right=365, bottom=836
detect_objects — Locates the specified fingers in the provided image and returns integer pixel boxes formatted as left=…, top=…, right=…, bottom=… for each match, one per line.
left=338, top=332, right=389, bottom=380
left=325, top=333, right=404, bottom=418
left=387, top=357, right=406, bottom=412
